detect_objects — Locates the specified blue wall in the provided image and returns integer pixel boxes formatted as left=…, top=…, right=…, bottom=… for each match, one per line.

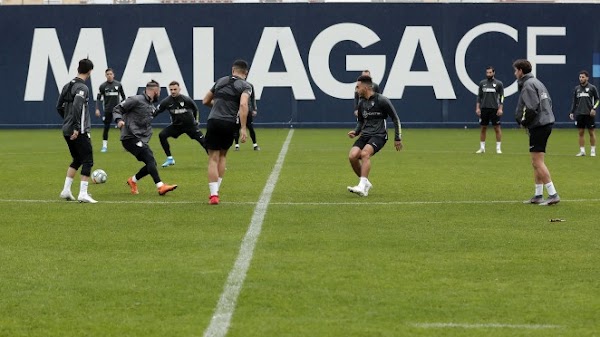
left=1, top=3, right=598, bottom=128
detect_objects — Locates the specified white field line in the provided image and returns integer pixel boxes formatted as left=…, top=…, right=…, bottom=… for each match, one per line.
left=2, top=198, right=600, bottom=206
left=413, top=322, right=564, bottom=329
left=202, top=129, right=294, bottom=337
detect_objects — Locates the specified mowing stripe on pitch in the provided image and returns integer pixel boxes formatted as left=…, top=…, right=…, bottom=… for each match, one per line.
left=202, top=129, right=294, bottom=337
left=413, top=322, right=563, bottom=329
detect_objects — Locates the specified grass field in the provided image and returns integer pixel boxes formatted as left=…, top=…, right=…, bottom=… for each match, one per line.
left=0, top=127, right=598, bottom=337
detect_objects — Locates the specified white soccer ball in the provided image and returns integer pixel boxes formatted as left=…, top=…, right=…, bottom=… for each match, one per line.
left=91, top=169, right=107, bottom=184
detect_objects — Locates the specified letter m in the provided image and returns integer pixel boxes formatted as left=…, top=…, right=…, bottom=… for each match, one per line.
left=24, top=28, right=107, bottom=101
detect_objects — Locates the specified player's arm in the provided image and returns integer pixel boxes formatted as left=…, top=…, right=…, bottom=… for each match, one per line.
left=113, top=96, right=136, bottom=128
left=591, top=87, right=599, bottom=117
left=70, top=87, right=88, bottom=139
left=518, top=85, right=540, bottom=126
left=497, top=81, right=504, bottom=115
left=95, top=84, right=104, bottom=117
left=118, top=84, right=126, bottom=101
left=56, top=85, right=67, bottom=118
left=238, top=91, right=250, bottom=143
left=476, top=83, right=483, bottom=115
left=382, top=97, right=403, bottom=151
left=203, top=83, right=217, bottom=107
left=349, top=105, right=365, bottom=138
left=353, top=91, right=360, bottom=117
left=569, top=88, right=577, bottom=120
left=154, top=97, right=169, bottom=117
left=250, top=84, right=258, bottom=117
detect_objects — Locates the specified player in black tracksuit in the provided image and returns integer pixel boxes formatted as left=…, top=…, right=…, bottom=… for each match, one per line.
left=95, top=68, right=126, bottom=153
left=57, top=58, right=97, bottom=203
left=568, top=70, right=599, bottom=156
left=155, top=81, right=207, bottom=167
left=233, top=82, right=259, bottom=151
left=475, top=66, right=504, bottom=154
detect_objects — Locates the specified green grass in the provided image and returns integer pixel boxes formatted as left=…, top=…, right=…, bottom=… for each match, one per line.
left=0, top=128, right=598, bottom=337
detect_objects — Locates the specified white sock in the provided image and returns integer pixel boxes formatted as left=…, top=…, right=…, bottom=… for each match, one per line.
left=217, top=177, right=223, bottom=189
left=592, top=146, right=596, bottom=153
left=80, top=181, right=89, bottom=195
left=156, top=182, right=164, bottom=188
left=359, top=177, right=368, bottom=188
left=580, top=146, right=585, bottom=153
left=209, top=182, right=219, bottom=196
left=496, top=142, right=501, bottom=149
left=235, top=144, right=240, bottom=148
left=167, top=156, right=173, bottom=159
left=63, top=177, right=74, bottom=192
left=131, top=175, right=138, bottom=183
left=253, top=143, right=258, bottom=147
left=102, top=140, right=108, bottom=148
left=480, top=141, right=485, bottom=150
left=535, top=184, right=543, bottom=196
left=545, top=182, right=557, bottom=196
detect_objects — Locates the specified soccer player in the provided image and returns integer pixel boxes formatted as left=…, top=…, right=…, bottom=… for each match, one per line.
left=513, top=59, right=560, bottom=206
left=347, top=75, right=403, bottom=197
left=155, top=81, right=207, bottom=167
left=234, top=82, right=260, bottom=151
left=569, top=70, right=599, bottom=157
left=113, top=80, right=177, bottom=196
left=475, top=66, right=504, bottom=154
left=353, top=70, right=380, bottom=117
left=95, top=68, right=126, bottom=153
left=202, top=59, right=252, bottom=205
left=56, top=58, right=97, bottom=203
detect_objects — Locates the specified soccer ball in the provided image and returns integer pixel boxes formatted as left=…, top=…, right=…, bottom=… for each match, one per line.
left=91, top=169, right=107, bottom=184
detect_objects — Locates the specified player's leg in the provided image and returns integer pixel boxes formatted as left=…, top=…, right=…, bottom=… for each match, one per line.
left=576, top=115, right=586, bottom=155
left=233, top=127, right=240, bottom=151
left=530, top=125, right=559, bottom=205
left=248, top=117, right=259, bottom=150
left=492, top=113, right=502, bottom=154
left=476, top=111, right=489, bottom=153
left=187, top=127, right=208, bottom=154
left=101, top=111, right=112, bottom=152
left=160, top=125, right=180, bottom=167
left=588, top=117, right=596, bottom=156
left=76, top=135, right=97, bottom=203
left=138, top=145, right=177, bottom=195
left=60, top=137, right=79, bottom=200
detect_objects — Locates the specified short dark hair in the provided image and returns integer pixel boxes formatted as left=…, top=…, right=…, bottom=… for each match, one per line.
left=105, top=68, right=113, bottom=74
left=169, top=81, right=180, bottom=87
left=78, top=58, right=94, bottom=74
left=146, top=80, right=160, bottom=88
left=357, top=75, right=373, bottom=85
left=486, top=66, right=495, bottom=72
left=580, top=70, right=590, bottom=78
left=513, top=59, right=532, bottom=74
left=232, top=59, right=249, bottom=72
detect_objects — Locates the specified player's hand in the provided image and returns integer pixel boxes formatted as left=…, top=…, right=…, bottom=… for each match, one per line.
left=252, top=110, right=257, bottom=117
left=569, top=113, right=574, bottom=120
left=395, top=140, right=403, bottom=151
left=117, top=120, right=125, bottom=129
left=240, top=127, right=247, bottom=143
left=353, top=110, right=358, bottom=117
left=348, top=130, right=356, bottom=138
left=591, top=110, right=597, bottom=117
left=70, top=130, right=79, bottom=140
left=475, top=108, right=481, bottom=116
left=497, top=109, right=503, bottom=116
left=95, top=109, right=100, bottom=117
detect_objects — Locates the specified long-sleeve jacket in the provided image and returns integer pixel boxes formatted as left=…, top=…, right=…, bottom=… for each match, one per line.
left=569, top=83, right=599, bottom=116
left=515, top=73, right=555, bottom=129
left=354, top=93, right=402, bottom=141
left=155, top=94, right=199, bottom=126
left=56, top=77, right=91, bottom=136
left=113, top=93, right=156, bottom=144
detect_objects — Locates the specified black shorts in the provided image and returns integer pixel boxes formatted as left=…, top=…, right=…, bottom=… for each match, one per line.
left=205, top=119, right=238, bottom=150
left=575, top=115, right=595, bottom=129
left=102, top=111, right=113, bottom=126
left=161, top=124, right=204, bottom=140
left=65, top=133, right=93, bottom=166
left=479, top=108, right=501, bottom=126
left=529, top=124, right=553, bottom=153
left=122, top=138, right=154, bottom=161
left=352, top=135, right=387, bottom=155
